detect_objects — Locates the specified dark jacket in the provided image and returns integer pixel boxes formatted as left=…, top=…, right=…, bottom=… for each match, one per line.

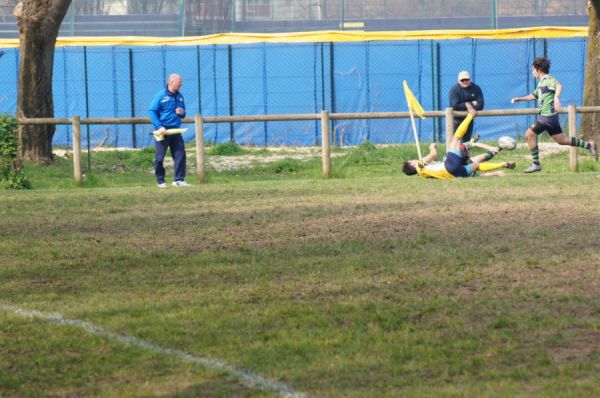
left=449, top=82, right=484, bottom=113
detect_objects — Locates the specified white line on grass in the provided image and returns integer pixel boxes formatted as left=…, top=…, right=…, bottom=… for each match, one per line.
left=0, top=302, right=314, bottom=398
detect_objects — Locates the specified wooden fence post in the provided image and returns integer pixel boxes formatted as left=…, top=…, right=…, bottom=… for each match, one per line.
left=195, top=114, right=206, bottom=183
left=321, top=110, right=331, bottom=178
left=445, top=107, right=454, bottom=151
left=568, top=105, right=578, bottom=172
left=72, top=115, right=82, bottom=183
left=19, top=105, right=600, bottom=181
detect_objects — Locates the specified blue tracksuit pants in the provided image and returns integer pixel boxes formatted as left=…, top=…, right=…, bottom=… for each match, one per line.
left=154, top=133, right=186, bottom=183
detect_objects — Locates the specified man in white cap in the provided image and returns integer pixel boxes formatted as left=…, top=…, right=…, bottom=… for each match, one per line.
left=448, top=71, right=484, bottom=143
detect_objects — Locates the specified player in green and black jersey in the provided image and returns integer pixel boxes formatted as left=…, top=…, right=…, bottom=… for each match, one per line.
left=511, top=57, right=598, bottom=173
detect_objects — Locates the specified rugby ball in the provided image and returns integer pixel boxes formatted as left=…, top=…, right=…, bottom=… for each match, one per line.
left=498, top=135, right=517, bottom=150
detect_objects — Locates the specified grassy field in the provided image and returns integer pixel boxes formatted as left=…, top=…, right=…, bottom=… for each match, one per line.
left=1, top=144, right=599, bottom=397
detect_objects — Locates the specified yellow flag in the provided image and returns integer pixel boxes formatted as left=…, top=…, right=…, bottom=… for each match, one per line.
left=403, top=80, right=426, bottom=119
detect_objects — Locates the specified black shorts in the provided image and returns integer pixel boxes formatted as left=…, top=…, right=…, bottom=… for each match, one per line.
left=444, top=151, right=472, bottom=177
left=531, top=115, right=562, bottom=136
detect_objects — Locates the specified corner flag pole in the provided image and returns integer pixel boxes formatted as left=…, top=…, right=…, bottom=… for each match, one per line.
left=407, top=105, right=423, bottom=162
left=403, top=80, right=425, bottom=162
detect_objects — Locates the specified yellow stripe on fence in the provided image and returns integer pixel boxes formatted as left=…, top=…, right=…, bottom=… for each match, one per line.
left=0, top=26, right=588, bottom=48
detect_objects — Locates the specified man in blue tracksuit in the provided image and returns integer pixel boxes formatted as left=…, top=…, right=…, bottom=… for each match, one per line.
left=149, top=73, right=190, bottom=187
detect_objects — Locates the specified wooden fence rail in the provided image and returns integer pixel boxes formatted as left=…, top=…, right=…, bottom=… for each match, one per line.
left=19, top=105, right=600, bottom=183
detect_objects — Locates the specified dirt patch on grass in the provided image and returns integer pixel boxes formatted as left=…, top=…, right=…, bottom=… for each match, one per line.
left=52, top=191, right=598, bottom=267
left=53, top=145, right=348, bottom=172
left=53, top=142, right=575, bottom=172
left=549, top=328, right=600, bottom=362
left=208, top=147, right=344, bottom=172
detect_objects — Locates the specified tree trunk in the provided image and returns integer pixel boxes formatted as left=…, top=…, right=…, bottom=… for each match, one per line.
left=582, top=0, right=600, bottom=142
left=16, top=0, right=71, bottom=164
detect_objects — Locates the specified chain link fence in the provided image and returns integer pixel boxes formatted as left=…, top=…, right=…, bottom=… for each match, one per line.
left=0, top=35, right=586, bottom=148
left=0, top=1, right=590, bottom=148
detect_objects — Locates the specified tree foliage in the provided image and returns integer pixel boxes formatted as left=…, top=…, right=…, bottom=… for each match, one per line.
left=0, top=114, right=31, bottom=189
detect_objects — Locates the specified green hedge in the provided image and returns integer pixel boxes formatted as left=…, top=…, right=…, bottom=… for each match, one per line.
left=0, top=115, right=31, bottom=189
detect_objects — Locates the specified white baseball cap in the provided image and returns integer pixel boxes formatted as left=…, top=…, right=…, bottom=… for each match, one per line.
left=458, top=71, right=471, bottom=81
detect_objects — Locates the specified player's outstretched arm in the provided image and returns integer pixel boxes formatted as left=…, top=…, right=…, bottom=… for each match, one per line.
left=554, top=81, right=563, bottom=110
left=472, top=142, right=500, bottom=152
left=422, top=143, right=438, bottom=163
left=511, top=93, right=536, bottom=103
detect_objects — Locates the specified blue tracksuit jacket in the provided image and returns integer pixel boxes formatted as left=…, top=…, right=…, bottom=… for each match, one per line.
left=148, top=87, right=186, bottom=129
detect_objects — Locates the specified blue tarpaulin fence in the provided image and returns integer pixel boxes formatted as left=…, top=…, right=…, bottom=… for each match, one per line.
left=0, top=36, right=587, bottom=148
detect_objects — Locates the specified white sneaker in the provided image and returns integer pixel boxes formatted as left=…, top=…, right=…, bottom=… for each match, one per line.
left=157, top=182, right=167, bottom=188
left=589, top=140, right=598, bottom=161
left=172, top=180, right=191, bottom=187
left=523, top=163, right=542, bottom=173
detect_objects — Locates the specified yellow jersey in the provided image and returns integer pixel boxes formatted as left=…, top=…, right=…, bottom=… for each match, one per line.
left=416, top=162, right=456, bottom=180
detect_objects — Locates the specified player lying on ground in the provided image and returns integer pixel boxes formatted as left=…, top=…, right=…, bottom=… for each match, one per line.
left=402, top=103, right=515, bottom=179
